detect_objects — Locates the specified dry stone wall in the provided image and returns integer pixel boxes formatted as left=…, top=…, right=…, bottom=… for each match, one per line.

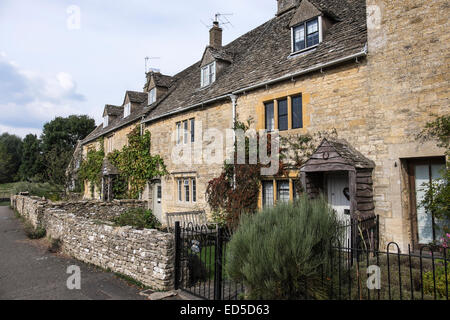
left=11, top=195, right=175, bottom=291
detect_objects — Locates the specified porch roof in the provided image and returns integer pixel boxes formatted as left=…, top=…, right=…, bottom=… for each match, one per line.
left=300, top=138, right=375, bottom=173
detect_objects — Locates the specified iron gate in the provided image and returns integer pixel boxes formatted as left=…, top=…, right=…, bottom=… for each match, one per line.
left=174, top=221, right=245, bottom=300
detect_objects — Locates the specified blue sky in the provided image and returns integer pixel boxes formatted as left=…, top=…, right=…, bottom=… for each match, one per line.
left=0, top=0, right=276, bottom=137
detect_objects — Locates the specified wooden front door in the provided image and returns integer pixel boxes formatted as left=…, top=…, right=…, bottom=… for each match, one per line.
left=327, top=172, right=351, bottom=243
left=152, top=181, right=162, bottom=222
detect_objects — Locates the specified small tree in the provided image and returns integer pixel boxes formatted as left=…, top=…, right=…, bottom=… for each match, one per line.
left=226, top=195, right=342, bottom=300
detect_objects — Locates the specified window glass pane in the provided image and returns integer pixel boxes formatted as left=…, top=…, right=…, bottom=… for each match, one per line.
left=190, top=119, right=195, bottom=142
left=176, top=122, right=181, bottom=144
left=178, top=180, right=182, bottom=201
left=294, top=25, right=305, bottom=52
left=149, top=88, right=156, bottom=104
left=263, top=181, right=274, bottom=208
left=184, top=180, right=190, bottom=202
left=277, top=180, right=290, bottom=203
left=307, top=19, right=318, bottom=34
left=431, top=164, right=448, bottom=240
left=307, top=32, right=319, bottom=47
left=192, top=179, right=197, bottom=202
left=202, top=67, right=208, bottom=86
left=415, top=165, right=433, bottom=244
left=183, top=121, right=188, bottom=144
left=265, top=102, right=274, bottom=131
left=278, top=99, right=288, bottom=131
left=157, top=186, right=162, bottom=200
left=292, top=95, right=303, bottom=129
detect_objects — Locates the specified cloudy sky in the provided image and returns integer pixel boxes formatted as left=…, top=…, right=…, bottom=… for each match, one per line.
left=0, top=0, right=276, bottom=138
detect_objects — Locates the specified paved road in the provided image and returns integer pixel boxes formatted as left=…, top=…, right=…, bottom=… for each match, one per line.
left=0, top=206, right=147, bottom=300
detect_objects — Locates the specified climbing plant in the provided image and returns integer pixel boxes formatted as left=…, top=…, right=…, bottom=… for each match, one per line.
left=279, top=129, right=338, bottom=194
left=206, top=120, right=283, bottom=228
left=206, top=120, right=339, bottom=228
left=108, top=128, right=167, bottom=199
left=78, top=138, right=104, bottom=192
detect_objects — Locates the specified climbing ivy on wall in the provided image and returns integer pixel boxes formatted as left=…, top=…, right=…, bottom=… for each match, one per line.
left=206, top=120, right=339, bottom=228
left=108, top=128, right=167, bottom=199
left=78, top=138, right=105, bottom=192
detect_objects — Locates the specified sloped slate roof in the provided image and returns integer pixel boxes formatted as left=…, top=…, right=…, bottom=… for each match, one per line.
left=327, top=139, right=375, bottom=169
left=126, top=91, right=148, bottom=104
left=83, top=97, right=149, bottom=144
left=144, top=0, right=367, bottom=122
left=289, top=0, right=323, bottom=27
left=301, top=138, right=375, bottom=171
left=83, top=0, right=367, bottom=145
left=103, top=105, right=123, bottom=117
left=153, top=73, right=173, bottom=88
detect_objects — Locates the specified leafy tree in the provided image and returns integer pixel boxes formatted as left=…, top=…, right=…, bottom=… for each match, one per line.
left=0, top=143, right=14, bottom=183
left=40, top=115, right=96, bottom=185
left=17, top=134, right=43, bottom=182
left=0, top=133, right=23, bottom=183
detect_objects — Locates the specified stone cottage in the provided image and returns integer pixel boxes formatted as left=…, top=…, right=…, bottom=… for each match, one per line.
left=78, top=0, right=449, bottom=251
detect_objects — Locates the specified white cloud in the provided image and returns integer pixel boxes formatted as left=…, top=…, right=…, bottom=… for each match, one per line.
left=0, top=53, right=85, bottom=133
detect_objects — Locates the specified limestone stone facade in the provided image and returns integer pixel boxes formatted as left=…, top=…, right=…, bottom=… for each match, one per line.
left=78, top=1, right=449, bottom=251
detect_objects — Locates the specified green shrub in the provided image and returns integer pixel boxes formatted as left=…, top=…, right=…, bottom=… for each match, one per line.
left=226, top=194, right=342, bottom=300
left=113, top=208, right=161, bottom=230
left=423, top=260, right=450, bottom=299
left=24, top=222, right=46, bottom=239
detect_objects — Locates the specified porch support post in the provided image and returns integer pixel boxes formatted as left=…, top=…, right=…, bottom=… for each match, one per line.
left=349, top=170, right=357, bottom=219
left=300, top=171, right=307, bottom=195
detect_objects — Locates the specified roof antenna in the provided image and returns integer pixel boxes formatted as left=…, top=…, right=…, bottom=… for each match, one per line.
left=214, top=13, right=234, bottom=29
left=145, top=56, right=161, bottom=73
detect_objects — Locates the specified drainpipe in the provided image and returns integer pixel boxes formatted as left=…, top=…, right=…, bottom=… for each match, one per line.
left=229, top=94, right=238, bottom=189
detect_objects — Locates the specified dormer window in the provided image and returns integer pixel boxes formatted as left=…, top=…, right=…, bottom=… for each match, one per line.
left=124, top=103, right=131, bottom=118
left=292, top=17, right=321, bottom=53
left=148, top=88, right=156, bottom=105
left=201, top=62, right=216, bottom=87
left=103, top=115, right=109, bottom=127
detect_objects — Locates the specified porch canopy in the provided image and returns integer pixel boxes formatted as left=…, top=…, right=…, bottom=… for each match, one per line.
left=300, top=138, right=376, bottom=220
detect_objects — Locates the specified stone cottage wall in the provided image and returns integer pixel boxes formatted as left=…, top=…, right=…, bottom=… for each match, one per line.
left=11, top=195, right=175, bottom=291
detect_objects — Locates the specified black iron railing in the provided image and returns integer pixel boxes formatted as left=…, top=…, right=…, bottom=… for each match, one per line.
left=174, top=217, right=448, bottom=300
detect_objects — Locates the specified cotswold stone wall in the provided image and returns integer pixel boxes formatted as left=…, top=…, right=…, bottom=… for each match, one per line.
left=11, top=196, right=147, bottom=227
left=11, top=195, right=175, bottom=291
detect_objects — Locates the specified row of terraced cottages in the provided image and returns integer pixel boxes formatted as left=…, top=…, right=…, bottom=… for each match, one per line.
left=73, top=0, right=449, bottom=251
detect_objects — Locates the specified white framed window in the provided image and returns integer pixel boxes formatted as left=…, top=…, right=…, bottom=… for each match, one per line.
left=124, top=103, right=131, bottom=118
left=148, top=88, right=156, bottom=105
left=201, top=62, right=216, bottom=87
left=292, top=17, right=321, bottom=53
left=103, top=115, right=109, bottom=127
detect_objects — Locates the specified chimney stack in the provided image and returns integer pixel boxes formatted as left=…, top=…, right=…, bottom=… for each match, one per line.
left=209, top=21, right=223, bottom=48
